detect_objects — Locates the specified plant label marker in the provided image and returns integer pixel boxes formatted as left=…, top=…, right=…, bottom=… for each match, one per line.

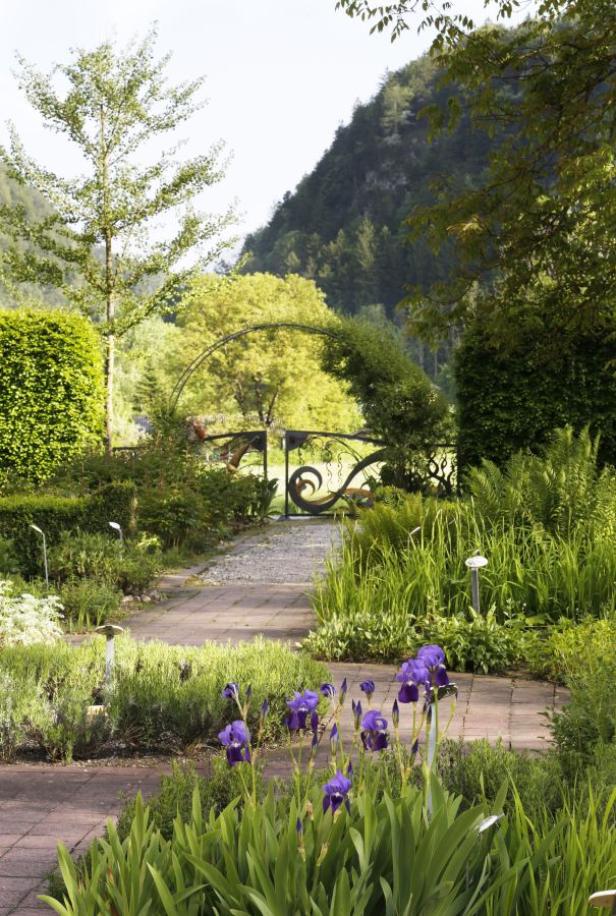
left=465, top=554, right=488, bottom=613
left=96, top=624, right=124, bottom=683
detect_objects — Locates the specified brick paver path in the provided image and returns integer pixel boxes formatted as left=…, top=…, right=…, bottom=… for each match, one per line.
left=0, top=519, right=567, bottom=913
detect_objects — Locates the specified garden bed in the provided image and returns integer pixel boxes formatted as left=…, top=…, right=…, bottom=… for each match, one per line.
left=0, top=636, right=328, bottom=762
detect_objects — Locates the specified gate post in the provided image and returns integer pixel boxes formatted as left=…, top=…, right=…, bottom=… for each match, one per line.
left=283, top=431, right=290, bottom=518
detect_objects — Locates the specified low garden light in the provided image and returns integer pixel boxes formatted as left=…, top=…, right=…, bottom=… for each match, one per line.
left=108, top=521, right=123, bottom=544
left=589, top=891, right=616, bottom=913
left=96, top=624, right=124, bottom=684
left=465, top=554, right=488, bottom=614
left=29, top=523, right=48, bottom=589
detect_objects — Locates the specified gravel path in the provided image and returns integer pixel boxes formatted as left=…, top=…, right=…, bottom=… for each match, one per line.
left=198, top=519, right=341, bottom=585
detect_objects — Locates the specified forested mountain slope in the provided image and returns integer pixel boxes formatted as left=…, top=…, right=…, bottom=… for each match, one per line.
left=241, top=53, right=491, bottom=325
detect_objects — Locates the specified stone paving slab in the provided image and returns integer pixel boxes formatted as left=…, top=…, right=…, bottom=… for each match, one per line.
left=0, top=766, right=165, bottom=912
left=125, top=583, right=313, bottom=645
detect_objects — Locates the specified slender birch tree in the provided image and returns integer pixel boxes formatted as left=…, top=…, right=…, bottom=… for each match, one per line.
left=0, top=27, right=232, bottom=450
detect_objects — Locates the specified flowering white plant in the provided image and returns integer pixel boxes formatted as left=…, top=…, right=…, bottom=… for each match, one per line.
left=0, top=580, right=64, bottom=646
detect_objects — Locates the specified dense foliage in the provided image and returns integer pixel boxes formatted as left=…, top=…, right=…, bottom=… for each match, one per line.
left=0, top=29, right=231, bottom=448
left=173, top=272, right=362, bottom=431
left=309, top=429, right=616, bottom=664
left=0, top=637, right=327, bottom=762
left=321, top=316, right=452, bottom=487
left=455, top=316, right=616, bottom=470
left=0, top=309, right=104, bottom=485
left=0, top=482, right=136, bottom=576
left=55, top=427, right=275, bottom=551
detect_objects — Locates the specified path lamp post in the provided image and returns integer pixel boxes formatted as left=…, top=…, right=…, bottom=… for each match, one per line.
left=108, top=521, right=123, bottom=544
left=589, top=891, right=616, bottom=913
left=96, top=624, right=124, bottom=684
left=29, top=524, right=48, bottom=589
left=465, top=554, right=488, bottom=614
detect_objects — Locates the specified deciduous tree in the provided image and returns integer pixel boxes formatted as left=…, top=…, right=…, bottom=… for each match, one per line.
left=0, top=28, right=232, bottom=450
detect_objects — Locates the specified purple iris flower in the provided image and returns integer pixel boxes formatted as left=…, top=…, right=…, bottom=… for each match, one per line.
left=320, top=683, right=337, bottom=700
left=360, top=679, right=375, bottom=699
left=360, top=709, right=389, bottom=752
left=352, top=699, right=363, bottom=730
left=222, top=682, right=239, bottom=700
left=330, top=723, right=339, bottom=752
left=218, top=720, right=251, bottom=766
left=322, top=770, right=352, bottom=813
left=286, top=690, right=319, bottom=730
left=396, top=658, right=429, bottom=703
left=417, top=644, right=450, bottom=688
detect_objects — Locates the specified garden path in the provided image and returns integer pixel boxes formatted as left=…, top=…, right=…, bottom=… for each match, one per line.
left=0, top=519, right=567, bottom=914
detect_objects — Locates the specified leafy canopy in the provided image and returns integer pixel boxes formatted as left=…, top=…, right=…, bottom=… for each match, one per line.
left=172, top=272, right=363, bottom=432
left=0, top=27, right=230, bottom=328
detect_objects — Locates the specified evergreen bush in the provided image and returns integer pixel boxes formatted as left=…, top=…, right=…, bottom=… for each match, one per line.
left=0, top=309, right=104, bottom=485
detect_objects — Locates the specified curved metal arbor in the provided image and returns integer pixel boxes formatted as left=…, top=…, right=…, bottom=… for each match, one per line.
left=169, top=322, right=342, bottom=409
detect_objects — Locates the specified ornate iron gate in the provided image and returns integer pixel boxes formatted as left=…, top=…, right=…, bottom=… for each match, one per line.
left=282, top=430, right=387, bottom=516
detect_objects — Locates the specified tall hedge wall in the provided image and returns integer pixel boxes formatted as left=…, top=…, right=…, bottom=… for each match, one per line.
left=0, top=310, right=104, bottom=484
left=455, top=317, right=616, bottom=472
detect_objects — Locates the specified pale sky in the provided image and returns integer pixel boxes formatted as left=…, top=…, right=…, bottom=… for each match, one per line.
left=0, top=0, right=509, bottom=247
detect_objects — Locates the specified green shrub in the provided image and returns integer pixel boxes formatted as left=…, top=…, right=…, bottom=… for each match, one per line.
left=0, top=636, right=328, bottom=761
left=0, top=309, right=104, bottom=486
left=139, top=486, right=210, bottom=550
left=0, top=494, right=88, bottom=577
left=48, top=531, right=161, bottom=594
left=0, top=482, right=137, bottom=577
left=59, top=578, right=122, bottom=630
left=0, top=537, right=20, bottom=576
left=546, top=618, right=616, bottom=772
left=305, top=606, right=536, bottom=670
left=322, top=316, right=453, bottom=489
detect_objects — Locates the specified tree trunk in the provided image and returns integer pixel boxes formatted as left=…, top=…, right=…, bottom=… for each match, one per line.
left=100, top=104, right=114, bottom=454
left=104, top=330, right=114, bottom=453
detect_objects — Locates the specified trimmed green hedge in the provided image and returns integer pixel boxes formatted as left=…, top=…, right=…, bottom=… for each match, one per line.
left=0, top=482, right=136, bottom=576
left=455, top=317, right=616, bottom=472
left=0, top=309, right=104, bottom=485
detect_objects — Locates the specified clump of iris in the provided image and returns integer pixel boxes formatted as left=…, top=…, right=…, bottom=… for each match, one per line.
left=396, top=644, right=449, bottom=703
